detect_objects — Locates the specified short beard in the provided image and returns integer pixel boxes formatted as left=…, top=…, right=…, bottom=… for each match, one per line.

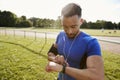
left=66, top=30, right=80, bottom=39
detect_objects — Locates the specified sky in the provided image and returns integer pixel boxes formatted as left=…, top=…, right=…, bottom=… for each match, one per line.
left=0, top=0, right=120, bottom=23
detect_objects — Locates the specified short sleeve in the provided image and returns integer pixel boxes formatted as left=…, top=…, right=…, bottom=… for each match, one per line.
left=55, top=32, right=61, bottom=44
left=87, top=38, right=101, bottom=56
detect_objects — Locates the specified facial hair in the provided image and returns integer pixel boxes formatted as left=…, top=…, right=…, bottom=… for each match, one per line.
left=66, top=30, right=80, bottom=39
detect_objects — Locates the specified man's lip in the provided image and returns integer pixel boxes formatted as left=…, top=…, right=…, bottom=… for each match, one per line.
left=67, top=34, right=74, bottom=36
left=67, top=35, right=75, bottom=38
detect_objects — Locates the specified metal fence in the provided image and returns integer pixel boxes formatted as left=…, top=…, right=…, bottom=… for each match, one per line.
left=0, top=28, right=58, bottom=40
left=0, top=28, right=58, bottom=56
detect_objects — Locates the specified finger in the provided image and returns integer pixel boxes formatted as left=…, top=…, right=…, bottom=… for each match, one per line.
left=55, top=55, right=65, bottom=64
left=45, top=63, right=50, bottom=72
left=55, top=55, right=61, bottom=64
left=49, top=61, right=63, bottom=72
left=48, top=56, right=55, bottom=61
left=48, top=62, right=58, bottom=72
left=49, top=62, right=57, bottom=66
left=45, top=62, right=54, bottom=72
left=46, top=66, right=52, bottom=72
left=60, top=55, right=65, bottom=64
left=48, top=52, right=55, bottom=56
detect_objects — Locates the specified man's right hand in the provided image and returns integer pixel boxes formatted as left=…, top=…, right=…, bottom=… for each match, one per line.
left=48, top=52, right=65, bottom=65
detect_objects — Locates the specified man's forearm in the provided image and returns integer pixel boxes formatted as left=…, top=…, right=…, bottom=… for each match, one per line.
left=46, top=61, right=104, bottom=80
left=65, top=67, right=104, bottom=80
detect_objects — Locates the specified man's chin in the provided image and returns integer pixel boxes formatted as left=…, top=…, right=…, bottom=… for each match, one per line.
left=67, top=35, right=75, bottom=39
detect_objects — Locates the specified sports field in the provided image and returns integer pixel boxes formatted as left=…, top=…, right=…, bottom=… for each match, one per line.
left=0, top=35, right=120, bottom=80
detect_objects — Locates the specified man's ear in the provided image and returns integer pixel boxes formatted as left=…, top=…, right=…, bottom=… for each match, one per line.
left=61, top=21, right=63, bottom=26
left=60, top=16, right=63, bottom=26
left=80, top=18, right=84, bottom=25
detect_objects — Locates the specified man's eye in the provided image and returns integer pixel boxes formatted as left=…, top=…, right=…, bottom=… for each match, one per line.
left=72, top=26, right=75, bottom=28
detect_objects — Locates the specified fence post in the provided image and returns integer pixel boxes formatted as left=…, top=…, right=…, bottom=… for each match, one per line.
left=35, top=31, right=36, bottom=40
left=5, top=29, right=6, bottom=36
left=45, top=32, right=47, bottom=44
left=13, top=30, right=15, bottom=37
left=24, top=31, right=26, bottom=38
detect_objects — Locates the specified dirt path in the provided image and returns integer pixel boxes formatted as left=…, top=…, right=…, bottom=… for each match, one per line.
left=99, top=41, right=120, bottom=54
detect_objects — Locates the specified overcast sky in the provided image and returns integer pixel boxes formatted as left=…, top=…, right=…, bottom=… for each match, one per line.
left=0, top=0, right=120, bottom=23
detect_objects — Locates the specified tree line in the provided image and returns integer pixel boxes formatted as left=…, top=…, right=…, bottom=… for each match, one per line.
left=81, top=20, right=120, bottom=29
left=0, top=10, right=120, bottom=29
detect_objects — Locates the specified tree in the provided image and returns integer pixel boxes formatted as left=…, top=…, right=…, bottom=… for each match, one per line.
left=104, top=21, right=114, bottom=29
left=29, top=17, right=55, bottom=28
left=81, top=20, right=88, bottom=29
left=113, top=23, right=117, bottom=29
left=16, top=20, right=33, bottom=27
left=54, top=16, right=62, bottom=29
left=16, top=15, right=33, bottom=27
left=21, top=16, right=27, bottom=21
left=29, top=17, right=39, bottom=27
left=96, top=20, right=106, bottom=29
left=117, top=22, right=120, bottom=30
left=0, top=11, right=17, bottom=27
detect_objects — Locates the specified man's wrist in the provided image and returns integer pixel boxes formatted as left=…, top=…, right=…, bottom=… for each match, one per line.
left=61, top=64, right=66, bottom=73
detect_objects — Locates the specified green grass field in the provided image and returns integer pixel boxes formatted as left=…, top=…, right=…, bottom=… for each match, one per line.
left=0, top=27, right=120, bottom=36
left=81, top=29, right=120, bottom=37
left=0, top=35, right=120, bottom=80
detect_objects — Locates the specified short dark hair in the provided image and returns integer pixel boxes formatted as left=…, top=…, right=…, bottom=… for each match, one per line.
left=61, top=3, right=82, bottom=18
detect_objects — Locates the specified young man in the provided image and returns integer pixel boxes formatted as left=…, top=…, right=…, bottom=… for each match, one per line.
left=46, top=3, right=104, bottom=80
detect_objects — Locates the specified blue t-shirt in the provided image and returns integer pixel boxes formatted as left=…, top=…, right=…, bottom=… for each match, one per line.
left=56, top=31, right=101, bottom=80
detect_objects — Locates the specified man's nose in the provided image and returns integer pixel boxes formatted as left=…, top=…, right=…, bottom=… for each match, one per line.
left=68, top=29, right=72, bottom=34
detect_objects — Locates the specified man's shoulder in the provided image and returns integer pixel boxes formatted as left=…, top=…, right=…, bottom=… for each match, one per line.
left=80, top=31, right=96, bottom=43
left=57, top=31, right=65, bottom=37
left=59, top=31, right=65, bottom=35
